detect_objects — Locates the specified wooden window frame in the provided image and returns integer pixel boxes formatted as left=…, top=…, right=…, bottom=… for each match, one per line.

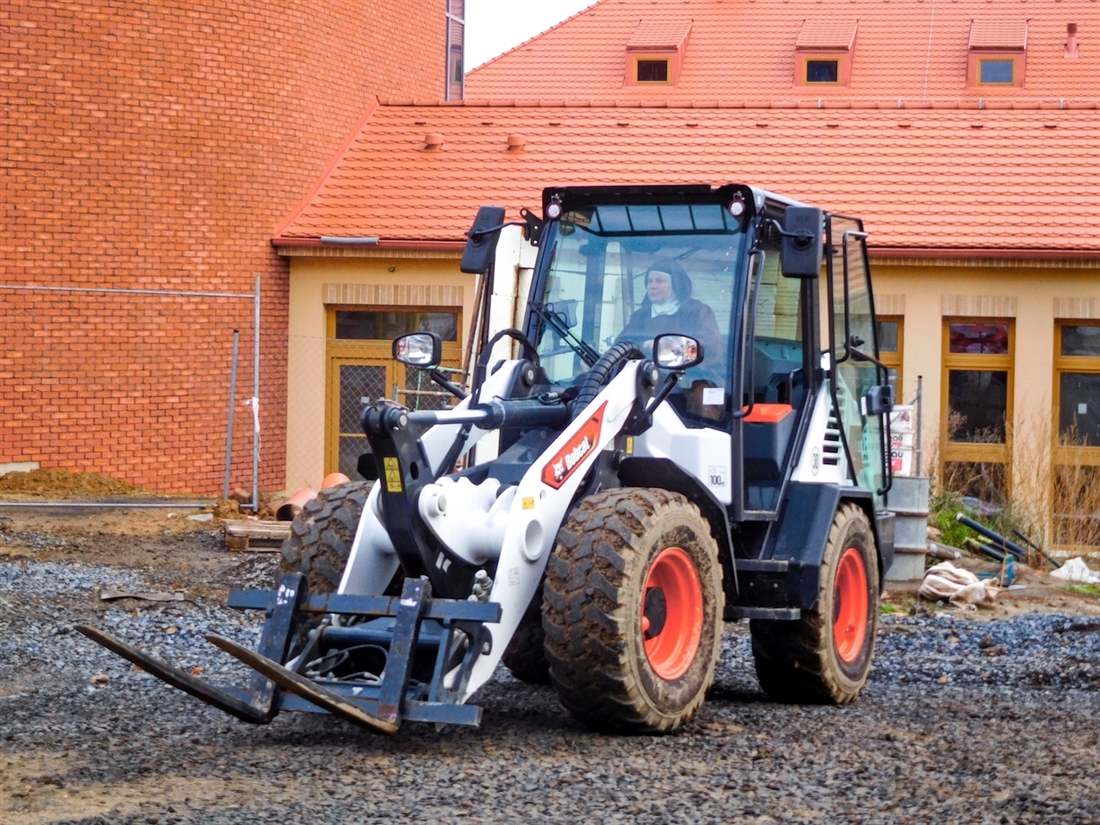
left=631, top=55, right=673, bottom=85
left=795, top=52, right=852, bottom=87
left=1052, top=321, right=1100, bottom=466
left=1050, top=321, right=1100, bottom=549
left=940, top=316, right=1015, bottom=480
left=877, top=315, right=904, bottom=401
left=324, top=305, right=463, bottom=477
left=967, top=51, right=1026, bottom=88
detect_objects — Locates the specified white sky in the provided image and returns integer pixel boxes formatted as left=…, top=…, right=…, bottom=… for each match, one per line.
left=464, top=0, right=598, bottom=69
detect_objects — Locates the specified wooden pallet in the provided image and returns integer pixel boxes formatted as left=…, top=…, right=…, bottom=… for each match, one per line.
left=224, top=520, right=291, bottom=552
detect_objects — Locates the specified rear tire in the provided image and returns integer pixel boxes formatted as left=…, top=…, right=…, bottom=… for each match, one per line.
left=542, top=488, right=724, bottom=733
left=750, top=502, right=879, bottom=704
left=279, top=481, right=372, bottom=594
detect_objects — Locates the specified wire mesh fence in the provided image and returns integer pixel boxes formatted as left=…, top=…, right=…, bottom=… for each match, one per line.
left=0, top=283, right=264, bottom=496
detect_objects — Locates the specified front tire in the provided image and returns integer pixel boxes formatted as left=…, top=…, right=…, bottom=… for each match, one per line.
left=750, top=502, right=879, bottom=704
left=279, top=481, right=372, bottom=594
left=542, top=488, right=724, bottom=733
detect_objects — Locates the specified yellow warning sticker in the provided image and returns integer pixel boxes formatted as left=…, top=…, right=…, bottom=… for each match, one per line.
left=625, top=436, right=634, bottom=455
left=383, top=457, right=403, bottom=493
left=522, top=496, right=535, bottom=510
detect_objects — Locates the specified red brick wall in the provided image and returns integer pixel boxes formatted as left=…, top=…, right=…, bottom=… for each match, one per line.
left=0, top=0, right=448, bottom=494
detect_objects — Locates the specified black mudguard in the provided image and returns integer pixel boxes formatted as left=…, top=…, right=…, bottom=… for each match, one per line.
left=735, top=482, right=893, bottom=612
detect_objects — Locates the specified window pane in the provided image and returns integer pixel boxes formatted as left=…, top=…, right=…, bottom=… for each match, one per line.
left=339, top=365, right=387, bottom=431
left=1062, top=324, right=1100, bottom=357
left=447, top=15, right=464, bottom=100
left=877, top=320, right=899, bottom=353
left=1052, top=464, right=1100, bottom=548
left=949, top=323, right=1009, bottom=354
left=335, top=311, right=458, bottom=341
left=806, top=60, right=839, bottom=83
left=942, top=461, right=1009, bottom=506
left=948, top=369, right=1008, bottom=442
left=448, top=0, right=464, bottom=17
left=637, top=60, right=669, bottom=82
left=658, top=205, right=694, bottom=232
left=627, top=205, right=663, bottom=232
left=1059, top=372, right=1100, bottom=446
left=979, top=59, right=1014, bottom=84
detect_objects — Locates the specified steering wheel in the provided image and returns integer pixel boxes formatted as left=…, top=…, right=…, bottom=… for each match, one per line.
left=571, top=341, right=644, bottom=418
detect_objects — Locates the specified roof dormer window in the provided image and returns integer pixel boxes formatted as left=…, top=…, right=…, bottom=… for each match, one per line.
left=625, top=18, right=691, bottom=87
left=636, top=59, right=669, bottom=84
left=968, top=21, right=1027, bottom=88
left=806, top=59, right=840, bottom=84
left=795, top=19, right=857, bottom=87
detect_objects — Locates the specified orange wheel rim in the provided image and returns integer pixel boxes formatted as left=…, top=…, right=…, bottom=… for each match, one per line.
left=833, top=547, right=869, bottom=663
left=641, top=547, right=704, bottom=680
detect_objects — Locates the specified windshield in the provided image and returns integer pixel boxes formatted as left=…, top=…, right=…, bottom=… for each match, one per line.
left=530, top=203, right=747, bottom=400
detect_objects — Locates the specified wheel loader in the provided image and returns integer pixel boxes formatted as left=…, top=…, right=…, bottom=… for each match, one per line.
left=78, top=183, right=896, bottom=735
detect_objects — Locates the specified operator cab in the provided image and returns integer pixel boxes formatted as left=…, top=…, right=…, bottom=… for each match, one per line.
left=460, top=183, right=891, bottom=522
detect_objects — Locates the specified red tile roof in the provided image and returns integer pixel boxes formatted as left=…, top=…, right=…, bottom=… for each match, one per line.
left=466, top=0, right=1097, bottom=105
left=969, top=21, right=1029, bottom=51
left=628, top=18, right=692, bottom=51
left=796, top=20, right=859, bottom=52
left=274, top=102, right=1100, bottom=255
left=276, top=0, right=1099, bottom=256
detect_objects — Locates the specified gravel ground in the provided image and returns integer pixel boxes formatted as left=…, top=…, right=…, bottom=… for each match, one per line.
left=2, top=543, right=1100, bottom=824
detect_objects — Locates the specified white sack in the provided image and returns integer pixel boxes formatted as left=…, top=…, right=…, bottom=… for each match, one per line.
left=1049, top=557, right=1100, bottom=585
left=919, top=561, right=998, bottom=605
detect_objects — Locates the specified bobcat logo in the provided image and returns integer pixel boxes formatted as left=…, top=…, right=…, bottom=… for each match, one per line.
left=541, top=402, right=606, bottom=490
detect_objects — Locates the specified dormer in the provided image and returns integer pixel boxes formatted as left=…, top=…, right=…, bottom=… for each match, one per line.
left=795, top=19, right=858, bottom=87
left=968, top=21, right=1028, bottom=88
left=625, top=18, right=692, bottom=86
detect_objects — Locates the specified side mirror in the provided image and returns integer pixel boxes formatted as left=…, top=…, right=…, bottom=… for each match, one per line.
left=780, top=206, right=824, bottom=279
left=460, top=205, right=507, bottom=274
left=654, top=334, right=704, bottom=370
left=861, top=384, right=894, bottom=417
left=393, top=332, right=441, bottom=368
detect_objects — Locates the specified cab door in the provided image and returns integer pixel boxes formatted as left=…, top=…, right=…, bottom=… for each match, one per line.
left=826, top=216, right=891, bottom=507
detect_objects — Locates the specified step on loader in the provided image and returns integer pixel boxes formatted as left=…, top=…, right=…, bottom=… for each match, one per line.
left=79, top=183, right=896, bottom=735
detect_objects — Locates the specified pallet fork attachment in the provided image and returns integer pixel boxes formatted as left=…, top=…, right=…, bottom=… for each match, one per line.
left=77, top=574, right=501, bottom=734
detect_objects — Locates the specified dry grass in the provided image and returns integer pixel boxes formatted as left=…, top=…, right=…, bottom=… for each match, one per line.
left=927, top=409, right=1100, bottom=561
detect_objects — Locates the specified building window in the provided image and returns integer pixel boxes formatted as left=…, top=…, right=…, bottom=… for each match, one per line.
left=967, top=21, right=1027, bottom=88
left=941, top=319, right=1014, bottom=505
left=636, top=59, right=670, bottom=83
left=1052, top=322, right=1100, bottom=549
left=979, top=58, right=1015, bottom=85
left=446, top=0, right=465, bottom=101
left=876, top=316, right=903, bottom=400
left=806, top=59, right=840, bottom=84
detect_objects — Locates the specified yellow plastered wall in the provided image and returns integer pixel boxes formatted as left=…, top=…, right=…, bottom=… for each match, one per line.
left=872, top=259, right=1100, bottom=487
left=283, top=251, right=474, bottom=492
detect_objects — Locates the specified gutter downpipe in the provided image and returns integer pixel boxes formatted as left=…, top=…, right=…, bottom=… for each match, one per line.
left=252, top=275, right=260, bottom=512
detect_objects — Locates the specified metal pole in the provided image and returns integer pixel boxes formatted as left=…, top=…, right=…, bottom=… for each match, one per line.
left=251, top=275, right=261, bottom=511
left=914, top=374, right=923, bottom=476
left=224, top=329, right=240, bottom=499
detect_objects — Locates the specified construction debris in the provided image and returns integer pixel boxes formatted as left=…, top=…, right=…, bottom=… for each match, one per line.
left=919, top=562, right=999, bottom=606
left=1050, top=558, right=1100, bottom=585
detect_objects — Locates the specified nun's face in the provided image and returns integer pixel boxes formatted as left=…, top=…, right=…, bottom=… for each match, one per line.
left=646, top=270, right=672, bottom=304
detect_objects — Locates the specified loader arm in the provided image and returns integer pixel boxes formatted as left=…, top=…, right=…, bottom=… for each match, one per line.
left=462, top=360, right=655, bottom=698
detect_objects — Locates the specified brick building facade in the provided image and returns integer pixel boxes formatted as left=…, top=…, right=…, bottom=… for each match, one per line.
left=1, top=0, right=451, bottom=494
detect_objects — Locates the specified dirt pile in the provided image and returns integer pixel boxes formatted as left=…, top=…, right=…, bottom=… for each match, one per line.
left=0, top=468, right=153, bottom=498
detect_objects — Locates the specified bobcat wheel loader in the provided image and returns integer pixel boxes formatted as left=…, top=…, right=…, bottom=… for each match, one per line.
left=78, top=184, right=896, bottom=735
